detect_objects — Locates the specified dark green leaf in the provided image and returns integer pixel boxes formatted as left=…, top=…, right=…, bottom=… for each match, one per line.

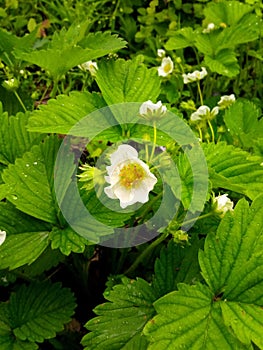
left=82, top=277, right=157, bottom=350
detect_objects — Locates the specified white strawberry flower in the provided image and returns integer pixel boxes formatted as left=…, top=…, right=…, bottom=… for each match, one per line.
left=182, top=67, right=208, bottom=84
left=213, top=194, right=234, bottom=217
left=78, top=60, right=98, bottom=75
left=190, top=105, right=219, bottom=122
left=158, top=56, right=174, bottom=77
left=0, top=230, right=6, bottom=246
left=139, top=100, right=167, bottom=120
left=218, top=94, right=236, bottom=109
left=104, top=145, right=157, bottom=209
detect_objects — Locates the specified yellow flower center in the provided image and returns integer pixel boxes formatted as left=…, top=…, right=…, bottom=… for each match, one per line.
left=164, top=63, right=171, bottom=73
left=119, top=163, right=146, bottom=188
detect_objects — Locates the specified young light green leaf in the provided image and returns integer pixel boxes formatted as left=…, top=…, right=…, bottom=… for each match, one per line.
left=199, top=196, right=263, bottom=294
left=203, top=142, right=263, bottom=200
left=2, top=136, right=61, bottom=223
left=28, top=91, right=107, bottom=134
left=224, top=100, right=263, bottom=150
left=9, top=281, right=76, bottom=343
left=50, top=226, right=89, bottom=256
left=95, top=57, right=161, bottom=107
left=144, top=283, right=249, bottom=350
left=0, top=105, right=43, bottom=165
left=82, top=277, right=157, bottom=350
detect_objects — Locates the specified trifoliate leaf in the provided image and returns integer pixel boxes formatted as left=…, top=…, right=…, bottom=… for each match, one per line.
left=14, top=31, right=126, bottom=78
left=203, top=142, right=263, bottom=199
left=82, top=277, right=157, bottom=350
left=0, top=105, right=42, bottom=165
left=50, top=226, right=89, bottom=256
left=9, top=281, right=76, bottom=343
left=2, top=136, right=61, bottom=223
left=144, top=283, right=249, bottom=350
left=224, top=99, right=263, bottom=151
left=199, top=196, right=263, bottom=296
left=95, top=57, right=160, bottom=108
left=28, top=91, right=107, bottom=134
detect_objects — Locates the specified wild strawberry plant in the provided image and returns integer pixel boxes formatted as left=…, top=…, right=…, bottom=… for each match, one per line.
left=0, top=1, right=262, bottom=349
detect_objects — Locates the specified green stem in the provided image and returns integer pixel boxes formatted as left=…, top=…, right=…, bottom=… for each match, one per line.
left=207, top=120, right=215, bottom=143
left=197, top=126, right=203, bottom=142
left=149, top=121, right=157, bottom=163
left=182, top=212, right=214, bottom=226
left=14, top=91, right=27, bottom=112
left=50, top=80, right=59, bottom=98
left=197, top=81, right=204, bottom=105
left=145, top=143, right=149, bottom=163
left=124, top=231, right=168, bottom=276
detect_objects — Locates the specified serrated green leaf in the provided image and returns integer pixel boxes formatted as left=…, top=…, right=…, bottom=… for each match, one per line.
left=82, top=277, right=157, bottom=350
left=9, top=282, right=76, bottom=343
left=204, top=49, right=239, bottom=77
left=144, top=283, right=249, bottom=350
left=2, top=136, right=61, bottom=223
left=50, top=226, right=89, bottom=255
left=0, top=105, right=43, bottom=165
left=95, top=58, right=161, bottom=109
left=203, top=1, right=253, bottom=26
left=0, top=231, right=49, bottom=270
left=216, top=14, right=259, bottom=48
left=0, top=201, right=51, bottom=234
left=27, top=91, right=107, bottom=134
left=199, top=197, right=263, bottom=295
left=0, top=27, right=37, bottom=65
left=203, top=142, right=263, bottom=199
left=14, top=31, right=126, bottom=78
left=20, top=246, right=64, bottom=277
left=153, top=239, right=203, bottom=297
left=165, top=27, right=196, bottom=50
left=50, top=21, right=90, bottom=50
left=224, top=100, right=263, bottom=150
left=221, top=302, right=263, bottom=348
left=172, top=152, right=210, bottom=212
